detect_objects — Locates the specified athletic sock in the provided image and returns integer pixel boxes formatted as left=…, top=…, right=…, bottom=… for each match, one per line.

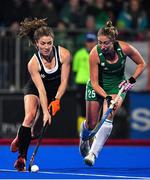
left=89, top=119, right=113, bottom=158
left=18, top=126, right=31, bottom=159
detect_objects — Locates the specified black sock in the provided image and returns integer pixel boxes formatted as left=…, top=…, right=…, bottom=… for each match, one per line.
left=18, top=126, right=31, bottom=159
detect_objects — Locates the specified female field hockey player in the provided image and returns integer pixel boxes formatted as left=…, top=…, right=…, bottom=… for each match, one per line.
left=79, top=20, right=145, bottom=166
left=10, top=18, right=71, bottom=171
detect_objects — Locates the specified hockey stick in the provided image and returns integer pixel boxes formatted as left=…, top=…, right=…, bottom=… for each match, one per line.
left=28, top=120, right=49, bottom=172
left=83, top=86, right=125, bottom=141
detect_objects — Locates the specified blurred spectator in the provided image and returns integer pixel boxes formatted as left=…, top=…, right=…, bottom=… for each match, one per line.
left=142, top=0, right=150, bottom=29
left=82, top=0, right=109, bottom=29
left=54, top=20, right=74, bottom=52
left=1, top=0, right=27, bottom=27
left=75, top=15, right=96, bottom=48
left=53, top=0, right=66, bottom=12
left=59, top=0, right=84, bottom=29
left=26, top=0, right=40, bottom=18
left=72, top=33, right=97, bottom=121
left=116, top=0, right=148, bottom=31
left=82, top=0, right=96, bottom=16
left=105, top=0, right=124, bottom=25
left=94, top=0, right=110, bottom=29
left=9, top=22, right=20, bottom=35
left=84, top=15, right=96, bottom=32
left=30, top=0, right=58, bottom=27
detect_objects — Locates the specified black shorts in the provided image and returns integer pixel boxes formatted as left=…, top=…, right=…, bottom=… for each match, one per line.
left=24, top=79, right=60, bottom=103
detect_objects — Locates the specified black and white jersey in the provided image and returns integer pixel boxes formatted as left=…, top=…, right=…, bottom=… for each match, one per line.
left=36, top=45, right=62, bottom=82
left=24, top=46, right=62, bottom=101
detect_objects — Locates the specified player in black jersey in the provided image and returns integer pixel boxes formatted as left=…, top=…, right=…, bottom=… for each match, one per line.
left=10, top=18, right=71, bottom=171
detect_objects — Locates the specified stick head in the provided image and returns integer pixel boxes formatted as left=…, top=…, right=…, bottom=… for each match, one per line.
left=28, top=156, right=34, bottom=172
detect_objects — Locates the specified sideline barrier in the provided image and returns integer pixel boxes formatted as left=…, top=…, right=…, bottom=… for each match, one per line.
left=129, top=91, right=150, bottom=139
left=1, top=138, right=150, bottom=146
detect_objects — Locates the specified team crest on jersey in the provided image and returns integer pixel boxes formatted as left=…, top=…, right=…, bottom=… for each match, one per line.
left=104, top=67, right=108, bottom=70
left=41, top=74, right=46, bottom=78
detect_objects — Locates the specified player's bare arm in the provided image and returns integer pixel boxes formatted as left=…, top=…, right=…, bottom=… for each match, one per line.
left=55, top=47, right=71, bottom=100
left=89, top=47, right=107, bottom=98
left=28, top=55, right=51, bottom=124
left=120, top=41, right=146, bottom=79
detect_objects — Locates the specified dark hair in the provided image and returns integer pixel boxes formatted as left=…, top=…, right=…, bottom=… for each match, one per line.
left=97, top=20, right=118, bottom=41
left=19, top=18, right=54, bottom=45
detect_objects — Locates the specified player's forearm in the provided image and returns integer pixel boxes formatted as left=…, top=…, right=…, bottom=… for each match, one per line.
left=132, top=63, right=145, bottom=79
left=92, top=82, right=107, bottom=98
left=39, top=91, right=49, bottom=114
left=55, top=80, right=68, bottom=100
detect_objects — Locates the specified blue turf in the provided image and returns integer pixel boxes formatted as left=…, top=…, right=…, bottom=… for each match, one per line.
left=0, top=145, right=150, bottom=179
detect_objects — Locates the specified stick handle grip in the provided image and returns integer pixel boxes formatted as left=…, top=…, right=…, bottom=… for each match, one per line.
left=109, top=86, right=125, bottom=109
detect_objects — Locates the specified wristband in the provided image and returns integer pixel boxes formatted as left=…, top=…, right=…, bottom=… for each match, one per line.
left=128, top=77, right=136, bottom=84
left=105, top=95, right=112, bottom=107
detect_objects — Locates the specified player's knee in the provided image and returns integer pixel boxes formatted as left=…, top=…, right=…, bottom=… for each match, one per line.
left=24, top=112, right=36, bottom=126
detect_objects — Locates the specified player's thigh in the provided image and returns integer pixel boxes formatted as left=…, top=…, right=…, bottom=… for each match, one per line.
left=24, top=94, right=40, bottom=116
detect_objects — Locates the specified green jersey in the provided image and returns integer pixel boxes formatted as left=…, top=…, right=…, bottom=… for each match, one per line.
left=86, top=42, right=126, bottom=101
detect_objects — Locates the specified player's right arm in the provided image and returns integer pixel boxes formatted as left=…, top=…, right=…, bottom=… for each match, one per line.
left=28, top=55, right=51, bottom=124
left=89, top=47, right=107, bottom=98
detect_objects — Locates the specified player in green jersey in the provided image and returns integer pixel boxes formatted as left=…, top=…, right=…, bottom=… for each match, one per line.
left=79, top=20, right=145, bottom=166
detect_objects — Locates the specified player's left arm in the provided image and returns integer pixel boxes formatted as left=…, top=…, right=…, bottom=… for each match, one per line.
left=55, top=46, right=71, bottom=100
left=48, top=47, right=71, bottom=116
left=122, top=41, right=146, bottom=79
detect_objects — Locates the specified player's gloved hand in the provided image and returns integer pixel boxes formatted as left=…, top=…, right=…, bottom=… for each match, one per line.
left=105, top=96, right=112, bottom=108
left=119, top=77, right=136, bottom=92
left=105, top=96, right=117, bottom=112
left=48, top=98, right=60, bottom=116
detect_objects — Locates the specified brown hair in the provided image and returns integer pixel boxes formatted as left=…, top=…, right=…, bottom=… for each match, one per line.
left=19, top=18, right=54, bottom=45
left=97, top=20, right=118, bottom=41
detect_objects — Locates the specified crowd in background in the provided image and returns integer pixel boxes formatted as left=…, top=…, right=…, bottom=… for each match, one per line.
left=0, top=0, right=149, bottom=52
left=0, top=0, right=149, bottom=33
